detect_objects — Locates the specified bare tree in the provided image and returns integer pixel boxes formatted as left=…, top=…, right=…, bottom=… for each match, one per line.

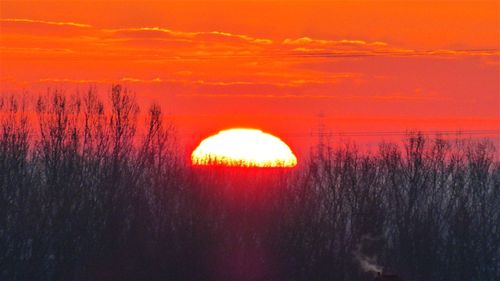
left=1, top=87, right=498, bottom=281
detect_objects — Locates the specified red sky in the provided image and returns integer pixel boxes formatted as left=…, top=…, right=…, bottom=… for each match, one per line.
left=0, top=0, right=499, bottom=155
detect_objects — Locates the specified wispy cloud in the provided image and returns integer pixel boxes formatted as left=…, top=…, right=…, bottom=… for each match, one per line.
left=2, top=18, right=498, bottom=61
left=177, top=93, right=449, bottom=101
left=283, top=37, right=387, bottom=47
left=104, top=27, right=272, bottom=45
left=36, top=77, right=163, bottom=84
left=0, top=18, right=92, bottom=28
left=1, top=17, right=498, bottom=111
left=0, top=46, right=75, bottom=54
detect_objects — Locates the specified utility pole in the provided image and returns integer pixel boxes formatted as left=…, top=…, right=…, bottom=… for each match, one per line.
left=311, top=112, right=328, bottom=158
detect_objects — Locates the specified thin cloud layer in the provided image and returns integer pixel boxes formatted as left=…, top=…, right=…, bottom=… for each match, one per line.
left=0, top=17, right=498, bottom=126
left=2, top=18, right=497, bottom=62
left=0, top=18, right=92, bottom=28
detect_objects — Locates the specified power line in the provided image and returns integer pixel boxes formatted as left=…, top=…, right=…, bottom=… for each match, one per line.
left=17, top=129, right=500, bottom=138
left=176, top=130, right=499, bottom=138
left=287, top=129, right=499, bottom=138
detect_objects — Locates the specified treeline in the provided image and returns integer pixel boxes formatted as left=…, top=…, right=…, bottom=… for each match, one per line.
left=0, top=86, right=498, bottom=281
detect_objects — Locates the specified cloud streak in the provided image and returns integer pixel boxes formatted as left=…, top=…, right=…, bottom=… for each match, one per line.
left=2, top=17, right=497, bottom=61
left=177, top=93, right=448, bottom=101
left=0, top=17, right=497, bottom=114
left=0, top=18, right=92, bottom=28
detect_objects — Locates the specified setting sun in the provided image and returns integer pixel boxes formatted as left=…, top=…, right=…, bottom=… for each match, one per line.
left=191, top=128, right=297, bottom=167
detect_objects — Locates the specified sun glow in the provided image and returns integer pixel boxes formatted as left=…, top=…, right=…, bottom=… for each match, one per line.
left=192, top=128, right=297, bottom=167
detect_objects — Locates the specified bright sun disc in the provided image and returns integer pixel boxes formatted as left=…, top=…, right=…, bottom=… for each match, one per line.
left=192, top=128, right=297, bottom=167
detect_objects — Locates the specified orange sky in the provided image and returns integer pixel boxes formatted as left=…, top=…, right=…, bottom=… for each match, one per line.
left=0, top=0, right=499, bottom=155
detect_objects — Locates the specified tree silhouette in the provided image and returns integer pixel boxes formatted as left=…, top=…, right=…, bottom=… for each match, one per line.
left=0, top=86, right=498, bottom=281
